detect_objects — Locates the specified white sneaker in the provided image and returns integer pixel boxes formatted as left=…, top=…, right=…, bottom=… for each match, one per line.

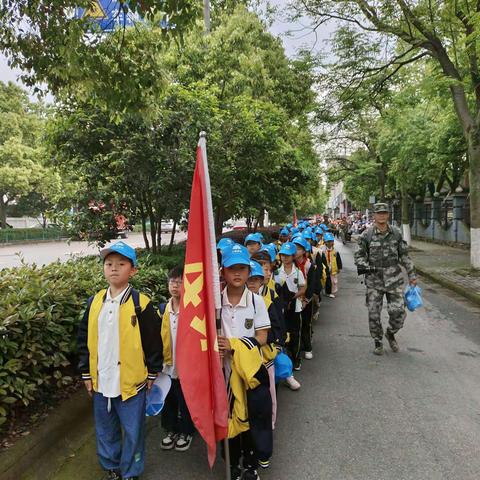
left=285, top=375, right=301, bottom=390
left=161, top=432, right=176, bottom=450
left=174, top=433, right=193, bottom=451
left=304, top=351, right=313, bottom=360
left=328, top=294, right=335, bottom=298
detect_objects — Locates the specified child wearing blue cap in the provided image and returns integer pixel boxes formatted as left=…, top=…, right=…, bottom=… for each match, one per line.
left=217, top=244, right=271, bottom=480
left=323, top=233, right=343, bottom=298
left=77, top=241, right=163, bottom=480
left=244, top=233, right=263, bottom=256
left=274, top=242, right=305, bottom=390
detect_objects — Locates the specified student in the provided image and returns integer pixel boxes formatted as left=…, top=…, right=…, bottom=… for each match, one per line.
left=323, top=232, right=343, bottom=298
left=292, top=237, right=315, bottom=361
left=77, top=241, right=163, bottom=480
left=218, top=244, right=271, bottom=480
left=246, top=260, right=279, bottom=432
left=244, top=233, right=263, bottom=257
left=274, top=242, right=305, bottom=389
left=279, top=227, right=290, bottom=244
left=160, top=266, right=195, bottom=452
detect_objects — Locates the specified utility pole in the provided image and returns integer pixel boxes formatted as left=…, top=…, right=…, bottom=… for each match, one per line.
left=204, top=0, right=211, bottom=32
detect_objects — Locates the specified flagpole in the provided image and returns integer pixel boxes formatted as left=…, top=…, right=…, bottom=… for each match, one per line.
left=198, top=132, right=231, bottom=480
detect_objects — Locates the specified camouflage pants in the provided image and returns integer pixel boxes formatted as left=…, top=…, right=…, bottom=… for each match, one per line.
left=366, top=287, right=406, bottom=341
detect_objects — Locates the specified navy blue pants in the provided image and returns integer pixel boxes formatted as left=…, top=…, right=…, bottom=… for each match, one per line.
left=161, top=378, right=195, bottom=435
left=93, top=390, right=146, bottom=478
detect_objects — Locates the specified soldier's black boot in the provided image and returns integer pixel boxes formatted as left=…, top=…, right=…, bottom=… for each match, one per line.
left=385, top=330, right=399, bottom=352
left=373, top=339, right=384, bottom=356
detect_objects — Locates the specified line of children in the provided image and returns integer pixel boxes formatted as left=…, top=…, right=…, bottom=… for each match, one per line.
left=78, top=218, right=340, bottom=479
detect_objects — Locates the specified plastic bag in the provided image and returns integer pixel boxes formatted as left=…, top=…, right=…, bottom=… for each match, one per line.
left=146, top=373, right=172, bottom=417
left=404, top=285, right=423, bottom=312
left=274, top=351, right=293, bottom=382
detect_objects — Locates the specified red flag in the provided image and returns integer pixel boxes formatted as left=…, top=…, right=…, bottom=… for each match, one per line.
left=293, top=208, right=298, bottom=227
left=177, top=134, right=228, bottom=467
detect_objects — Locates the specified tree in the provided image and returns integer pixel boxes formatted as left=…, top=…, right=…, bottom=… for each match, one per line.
left=0, top=82, right=47, bottom=228
left=294, top=0, right=480, bottom=266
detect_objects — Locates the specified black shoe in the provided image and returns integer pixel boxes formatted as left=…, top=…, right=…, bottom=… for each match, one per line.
left=231, top=466, right=242, bottom=480
left=104, top=470, right=121, bottom=480
left=243, top=468, right=260, bottom=480
left=373, top=340, right=384, bottom=356
left=293, top=359, right=302, bottom=371
left=385, top=330, right=399, bottom=352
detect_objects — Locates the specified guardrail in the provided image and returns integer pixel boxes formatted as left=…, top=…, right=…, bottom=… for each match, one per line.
left=0, top=228, right=64, bottom=244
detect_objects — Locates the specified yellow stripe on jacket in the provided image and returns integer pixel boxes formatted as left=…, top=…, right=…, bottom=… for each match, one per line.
left=161, top=303, right=173, bottom=367
left=325, top=248, right=339, bottom=275
left=87, top=289, right=150, bottom=401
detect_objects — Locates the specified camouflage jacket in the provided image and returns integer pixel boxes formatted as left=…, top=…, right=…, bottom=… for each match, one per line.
left=354, top=224, right=416, bottom=291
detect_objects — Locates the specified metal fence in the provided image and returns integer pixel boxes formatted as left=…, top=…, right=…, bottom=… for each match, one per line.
left=0, top=228, right=63, bottom=244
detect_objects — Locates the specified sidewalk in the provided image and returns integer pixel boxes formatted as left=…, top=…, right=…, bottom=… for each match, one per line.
left=410, top=240, right=480, bottom=305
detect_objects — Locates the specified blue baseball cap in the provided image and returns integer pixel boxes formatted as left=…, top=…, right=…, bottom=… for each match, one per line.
left=261, top=243, right=278, bottom=263
left=217, top=237, right=235, bottom=252
left=279, top=242, right=297, bottom=256
left=293, top=237, right=311, bottom=252
left=290, top=227, right=299, bottom=235
left=100, top=241, right=138, bottom=267
left=244, top=233, right=263, bottom=246
left=324, top=232, right=335, bottom=242
left=222, top=243, right=251, bottom=268
left=280, top=228, right=289, bottom=236
left=286, top=223, right=293, bottom=229
left=302, top=230, right=314, bottom=240
left=249, top=260, right=264, bottom=278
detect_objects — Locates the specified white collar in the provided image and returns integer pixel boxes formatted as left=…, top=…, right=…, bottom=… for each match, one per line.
left=106, top=285, right=130, bottom=303
left=222, top=286, right=249, bottom=308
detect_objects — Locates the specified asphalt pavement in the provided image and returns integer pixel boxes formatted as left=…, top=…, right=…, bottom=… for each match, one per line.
left=0, top=232, right=186, bottom=269
left=51, top=240, right=480, bottom=480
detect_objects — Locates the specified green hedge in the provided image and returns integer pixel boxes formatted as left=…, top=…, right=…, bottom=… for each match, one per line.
left=0, top=246, right=185, bottom=427
left=0, top=228, right=63, bottom=243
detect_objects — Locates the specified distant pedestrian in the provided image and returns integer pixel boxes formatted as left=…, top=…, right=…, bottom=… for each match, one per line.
left=77, top=241, right=163, bottom=480
left=354, top=203, right=417, bottom=355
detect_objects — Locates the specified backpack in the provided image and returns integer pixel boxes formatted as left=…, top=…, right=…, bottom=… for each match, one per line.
left=87, top=288, right=142, bottom=316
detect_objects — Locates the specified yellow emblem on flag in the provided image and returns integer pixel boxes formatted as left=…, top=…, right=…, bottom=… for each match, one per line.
left=84, top=0, right=106, bottom=19
left=183, top=262, right=204, bottom=308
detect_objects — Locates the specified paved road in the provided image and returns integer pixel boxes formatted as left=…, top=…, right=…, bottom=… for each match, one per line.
left=0, top=232, right=186, bottom=269
left=53, top=241, right=480, bottom=480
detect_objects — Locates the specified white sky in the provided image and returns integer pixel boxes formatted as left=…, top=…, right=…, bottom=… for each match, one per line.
left=0, top=1, right=334, bottom=99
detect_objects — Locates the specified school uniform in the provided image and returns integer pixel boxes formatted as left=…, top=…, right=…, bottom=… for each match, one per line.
left=160, top=299, right=194, bottom=436
left=274, top=265, right=306, bottom=367
left=221, top=287, right=271, bottom=472
left=324, top=247, right=342, bottom=295
left=77, top=285, right=163, bottom=479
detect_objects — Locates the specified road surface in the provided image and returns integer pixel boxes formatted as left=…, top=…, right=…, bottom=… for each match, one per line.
left=52, top=240, right=480, bottom=480
left=0, top=232, right=186, bottom=269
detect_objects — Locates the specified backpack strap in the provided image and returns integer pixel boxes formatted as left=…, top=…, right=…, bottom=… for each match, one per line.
left=159, top=302, right=167, bottom=316
left=130, top=288, right=142, bottom=316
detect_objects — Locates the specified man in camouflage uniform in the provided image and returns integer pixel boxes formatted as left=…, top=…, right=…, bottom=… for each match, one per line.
left=354, top=203, right=417, bottom=355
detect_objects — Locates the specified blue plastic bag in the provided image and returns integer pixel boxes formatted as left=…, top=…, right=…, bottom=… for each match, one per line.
left=274, top=351, right=293, bottom=382
left=404, top=285, right=423, bottom=312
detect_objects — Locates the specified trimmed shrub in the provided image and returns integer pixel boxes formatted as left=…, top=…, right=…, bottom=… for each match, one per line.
left=0, top=228, right=64, bottom=243
left=0, top=247, right=184, bottom=427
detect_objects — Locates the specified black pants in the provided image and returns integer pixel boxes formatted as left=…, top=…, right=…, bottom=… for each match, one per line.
left=301, top=301, right=313, bottom=352
left=285, top=305, right=302, bottom=365
left=229, top=430, right=258, bottom=470
left=161, top=379, right=194, bottom=435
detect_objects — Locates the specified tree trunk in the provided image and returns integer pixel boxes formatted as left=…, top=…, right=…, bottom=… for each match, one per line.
left=156, top=215, right=162, bottom=253
left=400, top=184, right=411, bottom=246
left=214, top=206, right=225, bottom=237
left=168, top=220, right=177, bottom=251
left=141, top=214, right=150, bottom=250
left=0, top=197, right=7, bottom=228
left=468, top=128, right=480, bottom=269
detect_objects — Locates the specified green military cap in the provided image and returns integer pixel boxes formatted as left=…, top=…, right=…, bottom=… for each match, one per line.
left=373, top=203, right=390, bottom=213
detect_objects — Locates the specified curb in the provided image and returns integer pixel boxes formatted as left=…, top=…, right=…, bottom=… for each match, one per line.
left=416, top=266, right=480, bottom=307
left=0, top=389, right=93, bottom=480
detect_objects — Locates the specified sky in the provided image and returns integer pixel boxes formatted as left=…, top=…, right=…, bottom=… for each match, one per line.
left=0, top=1, right=335, bottom=99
